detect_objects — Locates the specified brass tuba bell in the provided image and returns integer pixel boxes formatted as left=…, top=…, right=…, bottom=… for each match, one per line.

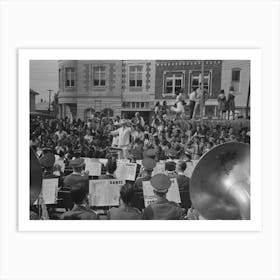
left=30, top=147, right=42, bottom=205
left=190, top=142, right=250, bottom=220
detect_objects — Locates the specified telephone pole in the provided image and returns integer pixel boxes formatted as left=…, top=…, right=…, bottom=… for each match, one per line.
left=200, top=60, right=205, bottom=123
left=46, top=89, right=53, bottom=114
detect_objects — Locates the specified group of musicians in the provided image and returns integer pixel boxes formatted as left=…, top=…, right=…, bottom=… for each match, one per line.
left=30, top=88, right=250, bottom=220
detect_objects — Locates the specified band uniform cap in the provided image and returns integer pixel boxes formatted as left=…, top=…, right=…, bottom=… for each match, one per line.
left=229, top=86, right=234, bottom=91
left=42, top=146, right=52, bottom=153
left=150, top=174, right=171, bottom=193
left=39, top=153, right=55, bottom=168
left=142, top=157, right=156, bottom=170
left=69, top=157, right=85, bottom=168
left=220, top=89, right=225, bottom=93
left=143, top=149, right=156, bottom=158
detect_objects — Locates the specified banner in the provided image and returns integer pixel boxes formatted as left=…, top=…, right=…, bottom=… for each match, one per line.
left=142, top=178, right=181, bottom=207
left=116, top=162, right=137, bottom=181
left=88, top=179, right=125, bottom=206
left=84, top=158, right=102, bottom=176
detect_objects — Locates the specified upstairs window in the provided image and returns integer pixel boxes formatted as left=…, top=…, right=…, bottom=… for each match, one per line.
left=93, top=66, right=106, bottom=87
left=164, top=72, right=184, bottom=95
left=231, top=68, right=241, bottom=92
left=129, top=66, right=143, bottom=88
left=65, top=67, right=75, bottom=87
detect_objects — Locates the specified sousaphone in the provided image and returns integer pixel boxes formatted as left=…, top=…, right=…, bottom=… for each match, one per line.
left=30, top=147, right=42, bottom=205
left=190, top=142, right=250, bottom=220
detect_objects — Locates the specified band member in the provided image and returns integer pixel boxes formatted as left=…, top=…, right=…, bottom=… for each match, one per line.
left=143, top=174, right=184, bottom=220
left=60, top=182, right=99, bottom=220
left=110, top=119, right=132, bottom=159
left=63, top=158, right=89, bottom=192
left=188, top=87, right=197, bottom=120
left=99, top=158, right=117, bottom=179
left=107, top=184, right=142, bottom=220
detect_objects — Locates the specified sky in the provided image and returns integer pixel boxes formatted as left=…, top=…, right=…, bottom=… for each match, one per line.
left=30, top=60, right=58, bottom=103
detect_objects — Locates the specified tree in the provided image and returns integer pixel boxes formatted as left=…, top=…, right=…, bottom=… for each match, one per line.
left=51, top=91, right=59, bottom=117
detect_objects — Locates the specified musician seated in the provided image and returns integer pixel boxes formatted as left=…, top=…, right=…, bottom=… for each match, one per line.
left=134, top=157, right=156, bottom=191
left=107, top=184, right=142, bottom=220
left=62, top=158, right=89, bottom=192
left=60, top=182, right=99, bottom=220
left=143, top=174, right=184, bottom=220
left=99, top=158, right=117, bottom=179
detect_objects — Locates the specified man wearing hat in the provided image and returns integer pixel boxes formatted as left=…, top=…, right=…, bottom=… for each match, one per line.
left=63, top=157, right=89, bottom=192
left=143, top=174, right=183, bottom=220
left=60, top=182, right=99, bottom=220
left=143, top=148, right=157, bottom=161
left=132, top=157, right=157, bottom=210
left=134, top=157, right=156, bottom=191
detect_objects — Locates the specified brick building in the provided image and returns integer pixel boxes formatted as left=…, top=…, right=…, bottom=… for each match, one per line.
left=221, top=60, right=250, bottom=117
left=58, top=60, right=122, bottom=121
left=121, top=60, right=155, bottom=121
left=155, top=60, right=222, bottom=118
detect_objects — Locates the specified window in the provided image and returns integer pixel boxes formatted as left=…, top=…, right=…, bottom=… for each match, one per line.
left=190, top=72, right=211, bottom=93
left=129, top=66, right=143, bottom=87
left=93, top=66, right=106, bottom=87
left=65, top=67, right=75, bottom=87
left=164, top=72, right=184, bottom=94
left=231, top=68, right=241, bottom=92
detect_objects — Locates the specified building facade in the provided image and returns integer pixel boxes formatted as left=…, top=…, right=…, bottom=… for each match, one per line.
left=30, top=89, right=39, bottom=112
left=121, top=60, right=155, bottom=121
left=58, top=60, right=122, bottom=121
left=154, top=60, right=222, bottom=117
left=220, top=60, right=250, bottom=116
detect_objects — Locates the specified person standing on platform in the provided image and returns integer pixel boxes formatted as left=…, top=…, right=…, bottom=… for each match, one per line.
left=217, top=89, right=227, bottom=119
left=188, top=87, right=197, bottom=120
left=227, top=86, right=236, bottom=120
left=143, top=174, right=184, bottom=220
left=107, top=184, right=142, bottom=220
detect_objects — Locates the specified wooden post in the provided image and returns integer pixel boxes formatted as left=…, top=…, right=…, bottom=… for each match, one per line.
left=246, top=82, right=250, bottom=119
left=200, top=61, right=205, bottom=123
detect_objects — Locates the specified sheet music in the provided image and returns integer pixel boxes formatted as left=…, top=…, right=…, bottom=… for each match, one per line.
left=143, top=179, right=181, bottom=207
left=41, top=178, right=58, bottom=204
left=116, top=162, right=137, bottom=181
left=88, top=179, right=125, bottom=206
left=85, top=158, right=102, bottom=176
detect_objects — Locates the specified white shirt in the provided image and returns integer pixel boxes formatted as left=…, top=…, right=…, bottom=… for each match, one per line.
left=116, top=126, right=132, bottom=147
left=189, top=91, right=196, bottom=101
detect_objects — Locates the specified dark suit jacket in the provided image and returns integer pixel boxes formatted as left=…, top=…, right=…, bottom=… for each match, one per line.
left=176, top=174, right=192, bottom=210
left=108, top=206, right=142, bottom=220
left=60, top=205, right=99, bottom=220
left=143, top=198, right=183, bottom=220
left=63, top=173, right=89, bottom=192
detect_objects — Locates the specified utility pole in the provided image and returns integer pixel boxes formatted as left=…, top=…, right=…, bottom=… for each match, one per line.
left=47, top=89, right=53, bottom=114
left=200, top=60, right=205, bottom=123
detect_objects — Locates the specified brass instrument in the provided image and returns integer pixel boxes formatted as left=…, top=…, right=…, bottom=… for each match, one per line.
left=190, top=142, right=250, bottom=220
left=30, top=148, right=49, bottom=219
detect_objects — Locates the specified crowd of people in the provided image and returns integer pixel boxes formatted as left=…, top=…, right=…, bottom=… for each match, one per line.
left=30, top=89, right=250, bottom=220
